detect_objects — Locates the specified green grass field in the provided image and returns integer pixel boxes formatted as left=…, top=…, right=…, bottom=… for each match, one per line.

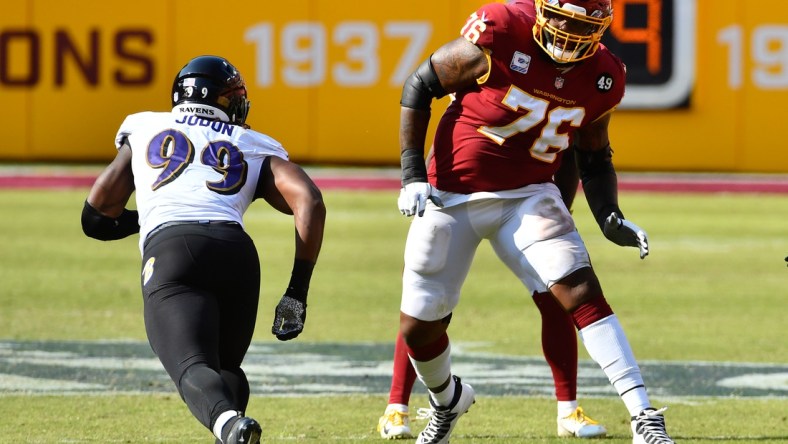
left=1, top=186, right=786, bottom=443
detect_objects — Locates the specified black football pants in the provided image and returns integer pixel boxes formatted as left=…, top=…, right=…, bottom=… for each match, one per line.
left=141, top=222, right=260, bottom=432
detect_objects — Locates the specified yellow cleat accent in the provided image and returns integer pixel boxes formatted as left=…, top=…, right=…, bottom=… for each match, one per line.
left=557, top=406, right=608, bottom=438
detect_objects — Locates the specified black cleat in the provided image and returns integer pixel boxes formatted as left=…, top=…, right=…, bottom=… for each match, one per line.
left=223, top=416, right=262, bottom=444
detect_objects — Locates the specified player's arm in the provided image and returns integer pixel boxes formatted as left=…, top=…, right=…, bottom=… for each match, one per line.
left=575, top=114, right=649, bottom=259
left=255, top=157, right=294, bottom=215
left=574, top=114, right=619, bottom=226
left=256, top=155, right=325, bottom=265
left=81, top=143, right=139, bottom=241
left=400, top=37, right=488, bottom=168
left=257, top=156, right=326, bottom=341
left=398, top=37, right=488, bottom=216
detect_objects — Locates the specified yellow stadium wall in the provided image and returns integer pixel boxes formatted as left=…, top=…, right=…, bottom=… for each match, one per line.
left=1, top=0, right=786, bottom=172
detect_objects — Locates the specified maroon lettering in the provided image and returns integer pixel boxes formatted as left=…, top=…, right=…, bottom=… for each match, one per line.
left=0, top=30, right=40, bottom=86
left=115, top=30, right=154, bottom=85
left=55, top=29, right=99, bottom=86
left=1, top=28, right=155, bottom=87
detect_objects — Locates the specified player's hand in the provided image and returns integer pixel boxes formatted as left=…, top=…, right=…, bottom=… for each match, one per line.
left=398, top=182, right=444, bottom=217
left=603, top=212, right=649, bottom=259
left=271, top=295, right=306, bottom=341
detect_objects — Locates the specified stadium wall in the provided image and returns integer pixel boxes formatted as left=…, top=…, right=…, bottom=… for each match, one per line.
left=1, top=0, right=786, bottom=172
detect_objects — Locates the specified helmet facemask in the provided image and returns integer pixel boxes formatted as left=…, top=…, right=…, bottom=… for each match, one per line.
left=533, top=0, right=612, bottom=64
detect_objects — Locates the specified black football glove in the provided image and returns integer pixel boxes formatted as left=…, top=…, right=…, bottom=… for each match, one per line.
left=271, top=295, right=307, bottom=341
left=603, top=212, right=649, bottom=259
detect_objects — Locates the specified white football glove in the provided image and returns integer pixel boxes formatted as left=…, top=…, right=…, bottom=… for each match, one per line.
left=603, top=212, right=649, bottom=259
left=397, top=182, right=444, bottom=217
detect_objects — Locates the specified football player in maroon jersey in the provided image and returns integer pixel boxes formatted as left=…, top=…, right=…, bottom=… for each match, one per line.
left=394, top=1, right=673, bottom=443
left=378, top=147, right=608, bottom=440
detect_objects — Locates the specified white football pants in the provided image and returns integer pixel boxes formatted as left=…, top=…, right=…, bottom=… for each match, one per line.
left=400, top=183, right=591, bottom=321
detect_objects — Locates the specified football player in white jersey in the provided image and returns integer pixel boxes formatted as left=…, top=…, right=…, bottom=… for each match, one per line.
left=82, top=55, right=326, bottom=444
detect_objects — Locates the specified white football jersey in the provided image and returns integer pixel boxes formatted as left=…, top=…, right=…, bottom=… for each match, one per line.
left=114, top=109, right=289, bottom=253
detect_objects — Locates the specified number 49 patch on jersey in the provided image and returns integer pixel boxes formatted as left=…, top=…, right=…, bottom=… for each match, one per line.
left=597, top=73, right=614, bottom=92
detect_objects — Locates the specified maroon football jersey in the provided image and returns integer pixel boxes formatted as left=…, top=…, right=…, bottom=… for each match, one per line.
left=429, top=0, right=625, bottom=194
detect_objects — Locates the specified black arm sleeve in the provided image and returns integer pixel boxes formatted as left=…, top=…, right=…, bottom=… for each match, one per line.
left=400, top=149, right=428, bottom=186
left=554, top=146, right=580, bottom=211
left=284, top=258, right=315, bottom=303
left=575, top=145, right=624, bottom=231
left=81, top=200, right=140, bottom=241
left=400, top=57, right=448, bottom=111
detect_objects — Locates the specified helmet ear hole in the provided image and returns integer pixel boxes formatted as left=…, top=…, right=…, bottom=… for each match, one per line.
left=172, top=55, right=251, bottom=124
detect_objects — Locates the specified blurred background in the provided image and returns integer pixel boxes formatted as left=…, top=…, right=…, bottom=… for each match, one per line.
left=1, top=0, right=787, bottom=173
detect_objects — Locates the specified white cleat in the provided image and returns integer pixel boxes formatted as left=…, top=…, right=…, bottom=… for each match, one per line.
left=377, top=405, right=413, bottom=439
left=557, top=406, right=607, bottom=438
left=415, top=376, right=475, bottom=444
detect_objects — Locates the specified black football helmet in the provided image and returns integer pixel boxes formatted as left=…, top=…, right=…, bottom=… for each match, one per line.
left=171, top=55, right=251, bottom=124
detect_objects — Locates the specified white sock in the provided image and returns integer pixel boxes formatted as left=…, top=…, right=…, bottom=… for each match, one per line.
left=213, top=410, right=239, bottom=441
left=386, top=403, right=408, bottom=413
left=408, top=342, right=452, bottom=390
left=578, top=314, right=650, bottom=416
left=622, top=389, right=652, bottom=417
left=557, top=400, right=579, bottom=418
left=430, top=376, right=457, bottom=407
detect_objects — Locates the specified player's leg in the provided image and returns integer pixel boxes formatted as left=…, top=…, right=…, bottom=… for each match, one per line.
left=515, top=220, right=674, bottom=444
left=498, top=186, right=672, bottom=442
left=141, top=228, right=237, bottom=436
left=549, top=266, right=673, bottom=443
left=219, top=369, right=250, bottom=417
left=532, top=291, right=607, bottom=438
left=211, top=225, right=261, bottom=415
left=378, top=331, right=418, bottom=439
left=143, top=287, right=231, bottom=424
left=389, top=331, right=418, bottom=407
left=532, top=291, right=577, bottom=402
left=210, top=224, right=263, bottom=444
left=492, top=189, right=605, bottom=438
left=400, top=203, right=485, bottom=444
left=400, top=316, right=475, bottom=444
left=142, top=225, right=261, bottom=444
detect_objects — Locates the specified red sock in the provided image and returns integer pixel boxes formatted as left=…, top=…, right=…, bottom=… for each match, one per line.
left=532, top=291, right=577, bottom=402
left=388, top=331, right=418, bottom=405
left=571, top=294, right=614, bottom=330
left=404, top=331, right=449, bottom=361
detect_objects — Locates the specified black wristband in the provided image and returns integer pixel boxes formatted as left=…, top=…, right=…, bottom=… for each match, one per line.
left=284, top=259, right=315, bottom=303
left=400, top=149, right=428, bottom=186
